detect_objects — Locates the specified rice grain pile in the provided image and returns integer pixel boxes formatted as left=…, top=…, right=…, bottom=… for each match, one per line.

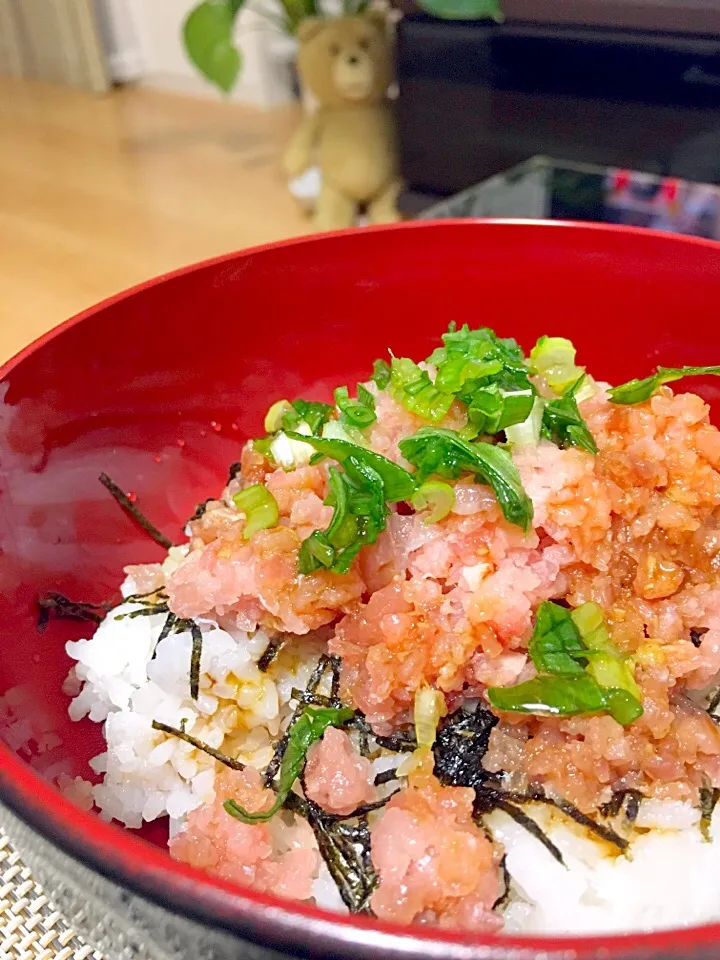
left=55, top=328, right=720, bottom=935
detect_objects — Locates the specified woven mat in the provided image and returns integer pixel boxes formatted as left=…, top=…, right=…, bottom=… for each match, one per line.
left=0, top=829, right=102, bottom=960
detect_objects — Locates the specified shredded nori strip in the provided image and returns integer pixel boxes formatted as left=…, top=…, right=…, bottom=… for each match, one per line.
left=691, top=627, right=709, bottom=648
left=257, top=636, right=286, bottom=672
left=492, top=856, right=511, bottom=910
left=227, top=461, right=242, bottom=483
left=500, top=789, right=628, bottom=852
left=152, top=720, right=245, bottom=770
left=151, top=612, right=177, bottom=660
left=115, top=601, right=170, bottom=620
left=374, top=768, right=400, bottom=786
left=433, top=703, right=499, bottom=790
left=309, top=811, right=377, bottom=913
left=474, top=789, right=565, bottom=865
left=37, top=593, right=110, bottom=633
left=186, top=620, right=203, bottom=700
left=709, top=687, right=720, bottom=718
left=329, top=655, right=342, bottom=703
left=347, top=717, right=418, bottom=754
left=599, top=788, right=643, bottom=824
left=290, top=688, right=336, bottom=708
left=700, top=784, right=720, bottom=841
left=99, top=472, right=173, bottom=550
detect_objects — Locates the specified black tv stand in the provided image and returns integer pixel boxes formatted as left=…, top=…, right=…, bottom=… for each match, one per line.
left=396, top=13, right=720, bottom=214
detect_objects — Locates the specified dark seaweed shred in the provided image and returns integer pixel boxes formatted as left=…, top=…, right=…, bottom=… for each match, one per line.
left=708, top=687, right=720, bottom=718
left=599, top=788, right=643, bottom=824
left=99, top=472, right=173, bottom=550
left=183, top=620, right=203, bottom=700
left=257, top=636, right=286, bottom=672
left=500, top=788, right=628, bottom=852
left=473, top=786, right=565, bottom=865
left=114, top=600, right=170, bottom=620
left=433, top=703, right=499, bottom=789
left=152, top=720, right=245, bottom=770
left=329, top=655, right=342, bottom=703
left=227, top=461, right=242, bottom=483
left=691, top=627, right=709, bottom=648
left=493, top=856, right=511, bottom=910
left=374, top=768, right=400, bottom=786
left=309, top=810, right=377, bottom=913
left=187, top=499, right=213, bottom=523
left=700, top=784, right=720, bottom=841
left=37, top=593, right=110, bottom=633
left=151, top=612, right=177, bottom=660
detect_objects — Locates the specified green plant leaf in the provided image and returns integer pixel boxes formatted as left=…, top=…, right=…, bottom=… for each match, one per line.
left=415, top=0, right=502, bottom=22
left=183, top=2, right=241, bottom=94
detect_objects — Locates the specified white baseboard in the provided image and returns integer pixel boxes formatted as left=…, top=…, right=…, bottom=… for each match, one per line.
left=108, top=48, right=144, bottom=83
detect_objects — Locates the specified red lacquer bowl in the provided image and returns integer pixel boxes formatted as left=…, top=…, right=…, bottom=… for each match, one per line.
left=3, top=221, right=720, bottom=960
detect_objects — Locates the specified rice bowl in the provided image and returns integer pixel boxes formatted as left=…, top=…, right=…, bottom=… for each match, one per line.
left=49, top=321, right=720, bottom=937
left=5, top=221, right=720, bottom=960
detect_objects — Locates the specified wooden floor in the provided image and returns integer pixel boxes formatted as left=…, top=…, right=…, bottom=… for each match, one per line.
left=0, top=77, right=309, bottom=362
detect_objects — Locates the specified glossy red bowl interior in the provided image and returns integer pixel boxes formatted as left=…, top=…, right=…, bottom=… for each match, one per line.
left=3, top=220, right=720, bottom=960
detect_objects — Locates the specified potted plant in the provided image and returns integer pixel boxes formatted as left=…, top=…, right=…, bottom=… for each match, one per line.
left=182, top=0, right=370, bottom=95
left=181, top=0, right=502, bottom=95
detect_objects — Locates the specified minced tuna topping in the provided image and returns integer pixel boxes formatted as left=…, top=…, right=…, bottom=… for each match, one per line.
left=59, top=328, right=720, bottom=934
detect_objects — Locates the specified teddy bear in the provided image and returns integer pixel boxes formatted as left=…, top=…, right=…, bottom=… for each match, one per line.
left=282, top=12, right=402, bottom=231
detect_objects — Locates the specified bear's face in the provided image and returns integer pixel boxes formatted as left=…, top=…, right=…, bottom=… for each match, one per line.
left=296, top=14, right=392, bottom=108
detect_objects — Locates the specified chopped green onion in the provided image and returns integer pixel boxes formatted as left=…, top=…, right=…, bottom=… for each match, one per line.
left=571, top=602, right=641, bottom=700
left=321, top=417, right=367, bottom=447
left=585, top=651, right=641, bottom=702
left=570, top=601, right=613, bottom=652
left=324, top=467, right=359, bottom=549
left=233, top=484, right=279, bottom=539
left=609, top=365, right=720, bottom=405
left=390, top=357, right=455, bottom=423
left=298, top=530, right=335, bottom=574
left=465, top=372, right=535, bottom=435
left=334, top=385, right=376, bottom=429
left=224, top=705, right=354, bottom=823
left=541, top=376, right=598, bottom=455
left=605, top=688, right=644, bottom=725
left=264, top=399, right=292, bottom=433
left=505, top=396, right=545, bottom=447
left=371, top=358, right=391, bottom=390
left=281, top=399, right=334, bottom=436
left=411, top=480, right=455, bottom=524
left=270, top=428, right=315, bottom=470
left=357, top=383, right=375, bottom=409
left=398, top=427, right=533, bottom=533
left=530, top=336, right=585, bottom=395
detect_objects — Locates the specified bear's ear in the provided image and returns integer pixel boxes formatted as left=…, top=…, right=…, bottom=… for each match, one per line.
left=363, top=8, right=387, bottom=31
left=296, top=17, right=327, bottom=43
